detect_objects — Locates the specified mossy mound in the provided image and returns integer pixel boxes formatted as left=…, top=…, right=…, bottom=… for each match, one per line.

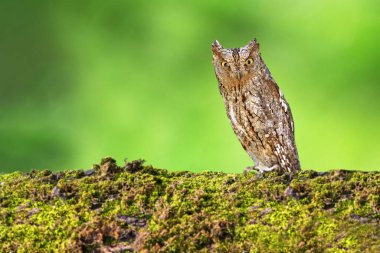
left=0, top=158, right=379, bottom=252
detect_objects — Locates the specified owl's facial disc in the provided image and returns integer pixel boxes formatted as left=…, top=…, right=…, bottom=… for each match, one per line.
left=212, top=39, right=260, bottom=85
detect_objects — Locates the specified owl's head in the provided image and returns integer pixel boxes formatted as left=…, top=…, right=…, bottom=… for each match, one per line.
left=212, top=39, right=260, bottom=86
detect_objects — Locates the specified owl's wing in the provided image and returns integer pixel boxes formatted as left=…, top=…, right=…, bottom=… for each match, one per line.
left=277, top=87, right=295, bottom=137
left=272, top=83, right=301, bottom=172
left=259, top=73, right=301, bottom=172
left=259, top=64, right=295, bottom=136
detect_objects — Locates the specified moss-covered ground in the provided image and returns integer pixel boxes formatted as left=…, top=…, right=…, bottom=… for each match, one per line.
left=0, top=158, right=379, bottom=252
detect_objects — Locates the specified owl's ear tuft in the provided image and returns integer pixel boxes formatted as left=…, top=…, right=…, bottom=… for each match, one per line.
left=212, top=40, right=223, bottom=53
left=247, top=38, right=260, bottom=52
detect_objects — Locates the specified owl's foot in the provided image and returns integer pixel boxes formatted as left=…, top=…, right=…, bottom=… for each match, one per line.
left=244, top=164, right=280, bottom=177
left=243, top=166, right=257, bottom=176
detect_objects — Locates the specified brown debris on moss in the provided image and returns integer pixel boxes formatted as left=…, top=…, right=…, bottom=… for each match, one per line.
left=0, top=158, right=379, bottom=252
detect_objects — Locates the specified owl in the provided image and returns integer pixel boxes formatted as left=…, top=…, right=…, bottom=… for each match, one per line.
left=211, top=39, right=301, bottom=174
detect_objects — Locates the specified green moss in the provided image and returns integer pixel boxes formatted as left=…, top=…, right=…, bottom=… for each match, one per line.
left=0, top=159, right=379, bottom=252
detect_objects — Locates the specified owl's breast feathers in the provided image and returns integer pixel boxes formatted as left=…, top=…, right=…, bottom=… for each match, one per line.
left=218, top=75, right=300, bottom=173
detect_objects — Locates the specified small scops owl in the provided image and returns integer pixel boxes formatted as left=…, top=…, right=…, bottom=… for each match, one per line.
left=211, top=39, right=301, bottom=174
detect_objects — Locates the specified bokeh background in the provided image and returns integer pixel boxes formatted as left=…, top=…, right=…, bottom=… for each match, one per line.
left=1, top=0, right=380, bottom=173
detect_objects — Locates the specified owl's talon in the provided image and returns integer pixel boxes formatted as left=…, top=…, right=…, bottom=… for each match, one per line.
left=244, top=164, right=281, bottom=177
left=244, top=166, right=259, bottom=177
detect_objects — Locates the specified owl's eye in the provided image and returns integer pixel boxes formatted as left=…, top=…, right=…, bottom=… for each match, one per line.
left=221, top=61, right=229, bottom=68
left=245, top=58, right=254, bottom=65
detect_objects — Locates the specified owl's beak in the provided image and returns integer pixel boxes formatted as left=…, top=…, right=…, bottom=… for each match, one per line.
left=236, top=71, right=243, bottom=80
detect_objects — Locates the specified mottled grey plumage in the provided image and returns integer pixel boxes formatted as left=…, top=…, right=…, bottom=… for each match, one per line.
left=211, top=39, right=301, bottom=174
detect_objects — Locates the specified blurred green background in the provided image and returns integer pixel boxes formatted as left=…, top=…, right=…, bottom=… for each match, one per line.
left=1, top=0, right=380, bottom=173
